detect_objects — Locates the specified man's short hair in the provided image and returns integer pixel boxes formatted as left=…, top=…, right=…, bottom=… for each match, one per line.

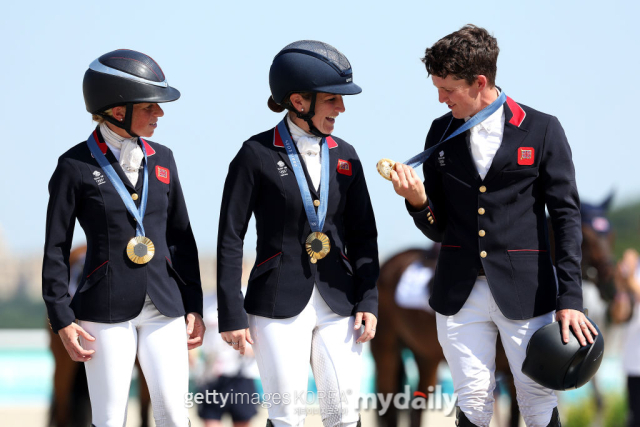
left=422, top=24, right=499, bottom=86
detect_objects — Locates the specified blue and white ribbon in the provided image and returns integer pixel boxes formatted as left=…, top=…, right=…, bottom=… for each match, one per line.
left=277, top=119, right=329, bottom=233
left=405, top=91, right=506, bottom=168
left=86, top=130, right=149, bottom=237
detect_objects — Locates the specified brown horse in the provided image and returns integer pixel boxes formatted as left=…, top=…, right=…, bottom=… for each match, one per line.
left=48, top=245, right=152, bottom=427
left=371, top=245, right=518, bottom=427
left=371, top=195, right=617, bottom=427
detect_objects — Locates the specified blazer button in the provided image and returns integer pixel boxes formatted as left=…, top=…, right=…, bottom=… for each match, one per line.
left=131, top=193, right=139, bottom=201
left=479, top=230, right=486, bottom=237
left=479, top=185, right=487, bottom=193
left=313, top=200, right=320, bottom=207
left=478, top=207, right=485, bottom=215
left=480, top=251, right=487, bottom=258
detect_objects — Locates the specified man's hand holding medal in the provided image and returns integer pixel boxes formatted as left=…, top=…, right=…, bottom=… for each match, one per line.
left=379, top=160, right=428, bottom=210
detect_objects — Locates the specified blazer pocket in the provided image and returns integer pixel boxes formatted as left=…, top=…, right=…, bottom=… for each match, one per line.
left=507, top=250, right=555, bottom=297
left=440, top=245, right=461, bottom=252
left=501, top=167, right=539, bottom=180
left=249, top=252, right=282, bottom=282
left=339, top=252, right=354, bottom=276
left=79, top=261, right=109, bottom=293
left=166, top=257, right=188, bottom=286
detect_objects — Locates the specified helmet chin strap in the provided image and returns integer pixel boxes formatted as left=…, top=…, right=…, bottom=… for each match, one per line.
left=99, top=103, right=139, bottom=138
left=294, top=93, right=330, bottom=138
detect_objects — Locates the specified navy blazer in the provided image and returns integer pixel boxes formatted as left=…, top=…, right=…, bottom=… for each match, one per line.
left=217, top=125, right=379, bottom=332
left=42, top=128, right=203, bottom=333
left=408, top=97, right=583, bottom=320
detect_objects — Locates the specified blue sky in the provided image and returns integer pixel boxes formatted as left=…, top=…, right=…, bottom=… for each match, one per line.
left=1, top=0, right=639, bottom=257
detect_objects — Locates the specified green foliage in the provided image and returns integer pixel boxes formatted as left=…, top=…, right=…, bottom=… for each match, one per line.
left=610, top=199, right=640, bottom=259
left=604, top=392, right=628, bottom=427
left=563, top=393, right=627, bottom=427
left=564, top=400, right=595, bottom=427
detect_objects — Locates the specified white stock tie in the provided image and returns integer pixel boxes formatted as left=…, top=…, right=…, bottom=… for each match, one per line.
left=297, top=136, right=322, bottom=191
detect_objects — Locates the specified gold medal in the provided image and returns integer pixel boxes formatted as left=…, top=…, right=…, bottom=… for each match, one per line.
left=126, top=236, right=155, bottom=264
left=305, top=232, right=330, bottom=263
left=376, top=158, right=396, bottom=181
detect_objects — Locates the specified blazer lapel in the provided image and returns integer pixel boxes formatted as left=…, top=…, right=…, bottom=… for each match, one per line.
left=452, top=132, right=480, bottom=181
left=441, top=118, right=480, bottom=181
left=483, top=99, right=529, bottom=183
left=95, top=128, right=137, bottom=192
left=274, top=126, right=320, bottom=198
left=134, top=161, right=145, bottom=193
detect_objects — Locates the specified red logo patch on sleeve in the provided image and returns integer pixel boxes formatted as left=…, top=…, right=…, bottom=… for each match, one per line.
left=337, top=159, right=352, bottom=176
left=517, top=147, right=535, bottom=165
left=156, top=166, right=170, bottom=184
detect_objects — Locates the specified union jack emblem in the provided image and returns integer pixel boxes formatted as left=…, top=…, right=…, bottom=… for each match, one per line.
left=156, top=166, right=170, bottom=184
left=517, top=147, right=535, bottom=165
left=337, top=159, right=352, bottom=176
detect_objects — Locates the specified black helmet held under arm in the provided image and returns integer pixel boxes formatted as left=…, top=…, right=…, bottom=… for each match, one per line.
left=521, top=317, right=604, bottom=390
left=82, top=49, right=180, bottom=136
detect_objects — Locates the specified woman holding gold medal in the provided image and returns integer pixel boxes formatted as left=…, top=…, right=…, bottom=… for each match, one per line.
left=42, top=49, right=204, bottom=427
left=217, top=41, right=379, bottom=427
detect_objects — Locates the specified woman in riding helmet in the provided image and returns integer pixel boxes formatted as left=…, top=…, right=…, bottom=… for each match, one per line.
left=42, top=49, right=204, bottom=427
left=217, top=40, right=379, bottom=427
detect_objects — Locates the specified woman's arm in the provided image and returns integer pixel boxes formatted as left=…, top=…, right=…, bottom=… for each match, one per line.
left=42, top=157, right=82, bottom=333
left=343, top=152, right=380, bottom=318
left=166, top=149, right=203, bottom=317
left=217, top=142, right=262, bottom=333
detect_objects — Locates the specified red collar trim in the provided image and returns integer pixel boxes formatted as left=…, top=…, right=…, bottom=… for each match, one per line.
left=273, top=126, right=338, bottom=149
left=506, top=96, right=526, bottom=127
left=92, top=130, right=156, bottom=157
left=93, top=130, right=108, bottom=154
left=273, top=126, right=284, bottom=147
left=141, top=139, right=156, bottom=156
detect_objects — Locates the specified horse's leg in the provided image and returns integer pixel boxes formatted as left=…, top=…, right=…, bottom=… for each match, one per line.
left=495, top=340, right=519, bottom=427
left=50, top=327, right=76, bottom=427
left=71, top=363, right=92, bottom=427
left=136, top=358, right=151, bottom=427
left=371, top=325, right=402, bottom=427
left=411, top=355, right=439, bottom=427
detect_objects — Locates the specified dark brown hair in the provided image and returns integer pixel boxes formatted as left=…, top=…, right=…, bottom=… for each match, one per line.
left=267, top=92, right=313, bottom=113
left=422, top=24, right=499, bottom=86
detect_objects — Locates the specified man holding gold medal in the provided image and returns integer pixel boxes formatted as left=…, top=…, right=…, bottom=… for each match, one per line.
left=382, top=26, right=596, bottom=426
left=217, top=41, right=379, bottom=427
left=42, top=50, right=203, bottom=426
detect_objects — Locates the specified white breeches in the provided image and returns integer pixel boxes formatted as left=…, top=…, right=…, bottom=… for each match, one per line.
left=79, top=296, right=190, bottom=427
left=248, top=286, right=362, bottom=427
left=435, top=277, right=557, bottom=427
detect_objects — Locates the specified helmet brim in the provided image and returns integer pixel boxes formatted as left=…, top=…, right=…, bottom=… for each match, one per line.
left=312, top=82, right=362, bottom=96
left=128, top=85, right=181, bottom=105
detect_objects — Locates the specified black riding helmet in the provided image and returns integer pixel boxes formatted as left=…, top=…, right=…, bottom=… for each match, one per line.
left=521, top=317, right=604, bottom=390
left=83, top=49, right=180, bottom=137
left=269, top=40, right=362, bottom=137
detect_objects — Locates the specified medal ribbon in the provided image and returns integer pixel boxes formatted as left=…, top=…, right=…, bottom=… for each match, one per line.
left=404, top=91, right=506, bottom=168
left=277, top=119, right=330, bottom=233
left=86, top=130, right=149, bottom=237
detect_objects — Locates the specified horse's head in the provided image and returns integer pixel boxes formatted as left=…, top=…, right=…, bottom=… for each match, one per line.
left=580, top=193, right=616, bottom=301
